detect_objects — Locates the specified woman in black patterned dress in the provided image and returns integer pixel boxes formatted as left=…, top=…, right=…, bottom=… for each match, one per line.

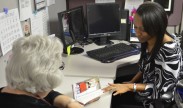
left=104, top=2, right=182, bottom=108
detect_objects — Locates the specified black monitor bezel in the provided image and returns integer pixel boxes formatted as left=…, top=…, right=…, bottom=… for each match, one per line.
left=58, top=11, right=75, bottom=48
left=68, top=6, right=87, bottom=42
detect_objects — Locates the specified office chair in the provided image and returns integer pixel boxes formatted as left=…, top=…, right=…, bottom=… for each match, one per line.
left=175, top=75, right=183, bottom=108
left=158, top=76, right=183, bottom=108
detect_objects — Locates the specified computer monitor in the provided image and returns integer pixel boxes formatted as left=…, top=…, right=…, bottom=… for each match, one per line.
left=68, top=6, right=87, bottom=43
left=86, top=3, right=121, bottom=45
left=58, top=6, right=85, bottom=54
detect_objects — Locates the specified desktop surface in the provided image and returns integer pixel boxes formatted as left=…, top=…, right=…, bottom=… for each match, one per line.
left=54, top=76, right=113, bottom=108
left=62, top=40, right=140, bottom=79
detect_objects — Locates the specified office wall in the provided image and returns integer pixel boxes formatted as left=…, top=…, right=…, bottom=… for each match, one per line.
left=167, top=0, right=183, bottom=34
left=167, top=17, right=183, bottom=34
left=66, top=0, right=182, bottom=34
left=0, top=0, right=66, bottom=87
left=49, top=0, right=66, bottom=35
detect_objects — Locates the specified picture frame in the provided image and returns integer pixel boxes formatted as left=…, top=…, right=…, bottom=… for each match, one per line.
left=21, top=19, right=31, bottom=37
left=151, top=0, right=174, bottom=15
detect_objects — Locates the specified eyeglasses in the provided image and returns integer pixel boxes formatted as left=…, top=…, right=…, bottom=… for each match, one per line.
left=59, top=62, right=65, bottom=70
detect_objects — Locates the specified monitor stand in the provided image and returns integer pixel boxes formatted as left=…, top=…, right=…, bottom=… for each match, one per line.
left=64, top=47, right=84, bottom=55
left=94, top=37, right=113, bottom=45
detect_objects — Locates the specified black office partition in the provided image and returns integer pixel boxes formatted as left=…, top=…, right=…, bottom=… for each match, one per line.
left=66, top=0, right=128, bottom=41
left=66, top=0, right=95, bottom=16
left=66, top=0, right=126, bottom=15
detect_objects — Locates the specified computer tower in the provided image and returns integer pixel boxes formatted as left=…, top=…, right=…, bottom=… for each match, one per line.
left=120, top=9, right=130, bottom=40
left=110, top=9, right=130, bottom=40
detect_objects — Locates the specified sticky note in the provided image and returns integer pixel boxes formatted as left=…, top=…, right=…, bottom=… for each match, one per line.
left=67, top=45, right=71, bottom=56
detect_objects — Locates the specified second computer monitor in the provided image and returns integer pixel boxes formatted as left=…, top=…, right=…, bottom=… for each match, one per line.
left=86, top=3, right=120, bottom=45
left=69, top=6, right=87, bottom=42
left=58, top=6, right=86, bottom=45
left=58, top=6, right=85, bottom=54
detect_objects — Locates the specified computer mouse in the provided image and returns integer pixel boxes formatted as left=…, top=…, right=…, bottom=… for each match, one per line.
left=130, top=44, right=140, bottom=49
left=104, top=45, right=111, bottom=48
left=70, top=47, right=84, bottom=54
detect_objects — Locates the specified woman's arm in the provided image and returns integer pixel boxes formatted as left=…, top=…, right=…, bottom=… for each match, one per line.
left=53, top=95, right=83, bottom=108
left=44, top=90, right=83, bottom=108
left=103, top=83, right=146, bottom=96
left=123, top=71, right=142, bottom=83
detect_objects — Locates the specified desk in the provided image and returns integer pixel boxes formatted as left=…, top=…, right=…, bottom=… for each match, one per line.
left=60, top=40, right=140, bottom=108
left=62, top=40, right=140, bottom=79
left=54, top=76, right=113, bottom=108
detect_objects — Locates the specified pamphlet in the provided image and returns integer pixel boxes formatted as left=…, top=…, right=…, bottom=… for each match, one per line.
left=72, top=77, right=104, bottom=105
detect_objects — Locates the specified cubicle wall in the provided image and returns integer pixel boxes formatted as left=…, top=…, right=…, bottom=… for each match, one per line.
left=167, top=0, right=183, bottom=34
left=48, top=0, right=67, bottom=35
left=66, top=0, right=126, bottom=16
left=0, top=0, right=66, bottom=87
left=66, top=0, right=182, bottom=34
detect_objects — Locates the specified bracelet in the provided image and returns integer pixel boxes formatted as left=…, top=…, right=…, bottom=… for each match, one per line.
left=133, top=83, right=136, bottom=92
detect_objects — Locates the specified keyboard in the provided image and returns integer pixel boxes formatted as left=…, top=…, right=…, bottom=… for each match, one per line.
left=86, top=43, right=140, bottom=63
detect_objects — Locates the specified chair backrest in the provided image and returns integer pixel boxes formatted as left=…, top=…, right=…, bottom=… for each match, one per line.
left=175, top=81, right=183, bottom=108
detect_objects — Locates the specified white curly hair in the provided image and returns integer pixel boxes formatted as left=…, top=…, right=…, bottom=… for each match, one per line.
left=6, top=35, right=63, bottom=93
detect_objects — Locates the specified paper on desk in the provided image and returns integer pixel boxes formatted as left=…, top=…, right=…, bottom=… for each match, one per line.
left=76, top=89, right=104, bottom=105
left=19, top=0, right=32, bottom=21
left=72, top=77, right=103, bottom=105
left=130, top=37, right=139, bottom=42
left=125, top=0, right=144, bottom=13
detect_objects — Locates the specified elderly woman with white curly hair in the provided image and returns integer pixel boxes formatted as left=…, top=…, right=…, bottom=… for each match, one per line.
left=0, top=35, right=83, bottom=108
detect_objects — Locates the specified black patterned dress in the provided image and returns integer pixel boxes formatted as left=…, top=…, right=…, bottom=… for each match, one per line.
left=138, top=40, right=182, bottom=108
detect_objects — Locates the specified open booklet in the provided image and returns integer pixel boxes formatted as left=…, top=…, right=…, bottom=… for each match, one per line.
left=72, top=77, right=104, bottom=105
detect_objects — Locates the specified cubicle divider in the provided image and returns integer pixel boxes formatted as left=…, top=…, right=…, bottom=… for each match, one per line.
left=66, top=0, right=125, bottom=13
left=66, top=0, right=128, bottom=41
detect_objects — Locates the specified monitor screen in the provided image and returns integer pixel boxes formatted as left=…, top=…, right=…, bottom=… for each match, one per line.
left=86, top=3, right=120, bottom=39
left=58, top=6, right=86, bottom=48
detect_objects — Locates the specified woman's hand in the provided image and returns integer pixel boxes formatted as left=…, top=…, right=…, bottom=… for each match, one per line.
left=103, top=83, right=132, bottom=96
